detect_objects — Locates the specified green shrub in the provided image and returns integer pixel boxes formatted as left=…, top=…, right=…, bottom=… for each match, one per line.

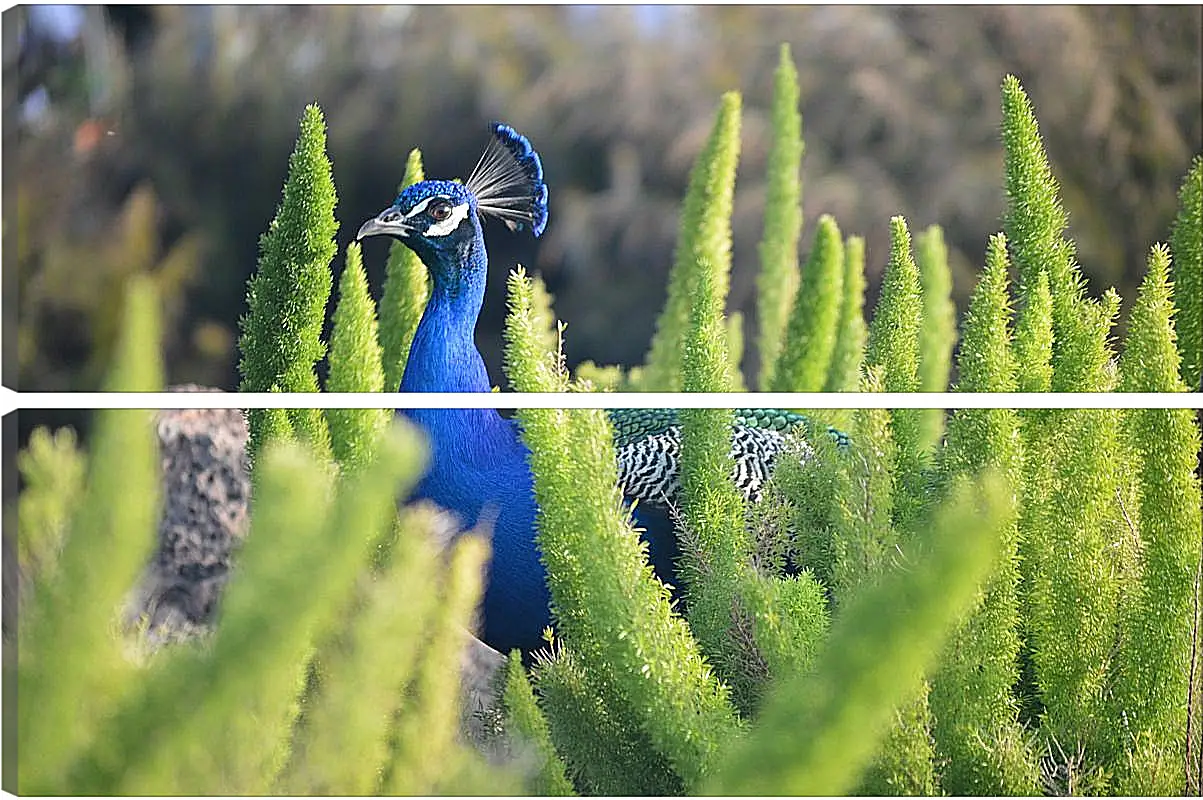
left=11, top=61, right=1200, bottom=797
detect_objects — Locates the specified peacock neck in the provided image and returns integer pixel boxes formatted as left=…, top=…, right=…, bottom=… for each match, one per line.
left=398, top=229, right=512, bottom=441
left=400, top=232, right=490, bottom=394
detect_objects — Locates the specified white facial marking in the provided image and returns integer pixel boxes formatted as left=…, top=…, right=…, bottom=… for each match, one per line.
left=403, top=195, right=440, bottom=220
left=424, top=202, right=471, bottom=237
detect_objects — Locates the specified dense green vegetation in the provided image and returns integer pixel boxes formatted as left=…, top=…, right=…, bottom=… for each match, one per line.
left=8, top=48, right=1201, bottom=795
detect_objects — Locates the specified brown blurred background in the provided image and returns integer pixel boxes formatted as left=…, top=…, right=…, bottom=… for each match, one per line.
left=4, top=6, right=1201, bottom=443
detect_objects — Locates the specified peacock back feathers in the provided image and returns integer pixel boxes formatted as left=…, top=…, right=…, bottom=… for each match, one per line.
left=610, top=408, right=849, bottom=508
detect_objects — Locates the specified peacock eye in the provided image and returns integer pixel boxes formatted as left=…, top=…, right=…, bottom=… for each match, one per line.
left=429, top=199, right=453, bottom=222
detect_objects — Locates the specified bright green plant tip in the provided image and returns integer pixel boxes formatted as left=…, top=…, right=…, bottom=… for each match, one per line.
left=501, top=653, right=575, bottom=795
left=641, top=92, right=741, bottom=391
left=756, top=43, right=803, bottom=390
left=866, top=216, right=925, bottom=531
left=771, top=214, right=844, bottom=392
left=1110, top=244, right=1201, bottom=793
left=326, top=241, right=388, bottom=472
left=915, top=225, right=955, bottom=453
left=379, top=147, right=430, bottom=392
left=1169, top=155, right=1202, bottom=390
left=709, top=474, right=1010, bottom=796
left=238, top=103, right=336, bottom=460
left=824, top=234, right=867, bottom=393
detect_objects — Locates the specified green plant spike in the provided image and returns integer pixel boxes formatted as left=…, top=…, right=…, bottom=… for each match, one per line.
left=238, top=103, right=336, bottom=462
left=379, top=147, right=430, bottom=393
left=534, top=645, right=683, bottom=795
left=500, top=652, right=575, bottom=796
left=1169, top=155, right=1202, bottom=391
left=326, top=241, right=388, bottom=472
left=74, top=424, right=426, bottom=794
left=708, top=473, right=1011, bottom=796
left=1000, top=75, right=1107, bottom=393
left=756, top=42, right=804, bottom=391
left=770, top=214, right=844, bottom=393
left=915, top=225, right=955, bottom=453
left=381, top=534, right=489, bottom=795
left=14, top=426, right=86, bottom=588
left=640, top=92, right=741, bottom=392
left=824, top=234, right=867, bottom=396
left=17, top=275, right=163, bottom=794
left=865, top=216, right=925, bottom=533
left=278, top=506, right=442, bottom=795
left=1111, top=244, right=1202, bottom=794
left=505, top=267, right=741, bottom=791
left=679, top=238, right=754, bottom=702
left=1012, top=269, right=1054, bottom=394
left=931, top=234, right=1041, bottom=795
left=1021, top=405, right=1124, bottom=767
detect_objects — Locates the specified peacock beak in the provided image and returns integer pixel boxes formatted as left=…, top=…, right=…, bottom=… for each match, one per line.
left=356, top=207, right=413, bottom=241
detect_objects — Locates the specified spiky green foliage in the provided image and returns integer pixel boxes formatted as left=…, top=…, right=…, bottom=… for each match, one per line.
left=865, top=216, right=925, bottom=533
left=15, top=426, right=86, bottom=584
left=238, top=103, right=336, bottom=460
left=326, top=241, right=388, bottom=472
left=756, top=43, right=804, bottom=391
left=824, top=234, right=867, bottom=394
left=379, top=147, right=430, bottom=392
left=1023, top=406, right=1125, bottom=762
left=640, top=92, right=741, bottom=391
left=679, top=247, right=750, bottom=693
left=710, top=474, right=1011, bottom=796
left=500, top=653, right=575, bottom=796
left=535, top=646, right=683, bottom=795
left=382, top=535, right=489, bottom=794
left=1111, top=245, right=1201, bottom=794
left=771, top=214, right=844, bottom=392
left=916, top=225, right=956, bottom=452
left=56, top=422, right=428, bottom=795
left=1013, top=270, right=1054, bottom=393
left=504, top=266, right=742, bottom=790
left=931, top=235, right=1041, bottom=795
left=1170, top=155, right=1202, bottom=391
left=17, top=276, right=163, bottom=793
left=279, top=506, right=441, bottom=795
left=1001, top=75, right=1113, bottom=393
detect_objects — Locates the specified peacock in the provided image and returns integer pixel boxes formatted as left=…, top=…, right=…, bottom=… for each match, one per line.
left=357, top=123, right=841, bottom=654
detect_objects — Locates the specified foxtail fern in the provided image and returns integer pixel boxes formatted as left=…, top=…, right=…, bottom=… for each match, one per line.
left=505, top=267, right=742, bottom=791
left=824, top=234, right=867, bottom=395
left=915, top=224, right=955, bottom=452
left=238, top=103, right=336, bottom=461
left=771, top=214, right=844, bottom=392
left=865, top=216, right=925, bottom=533
left=326, top=241, right=388, bottom=472
left=756, top=43, right=804, bottom=390
left=1111, top=244, right=1201, bottom=794
left=931, top=234, right=1040, bottom=795
left=710, top=475, right=1011, bottom=795
left=17, top=276, right=163, bottom=793
left=640, top=92, right=741, bottom=391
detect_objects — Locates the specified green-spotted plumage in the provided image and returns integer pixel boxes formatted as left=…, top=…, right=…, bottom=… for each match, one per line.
left=609, top=409, right=849, bottom=508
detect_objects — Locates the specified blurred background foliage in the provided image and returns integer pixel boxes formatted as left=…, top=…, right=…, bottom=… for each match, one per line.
left=4, top=5, right=1201, bottom=416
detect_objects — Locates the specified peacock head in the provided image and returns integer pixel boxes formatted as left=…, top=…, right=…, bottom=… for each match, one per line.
left=357, top=123, right=548, bottom=271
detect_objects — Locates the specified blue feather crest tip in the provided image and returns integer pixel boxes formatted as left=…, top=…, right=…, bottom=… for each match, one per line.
left=465, top=122, right=549, bottom=237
